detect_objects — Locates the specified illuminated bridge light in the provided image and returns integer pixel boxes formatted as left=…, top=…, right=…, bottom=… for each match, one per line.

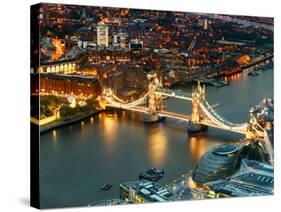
left=99, top=75, right=262, bottom=139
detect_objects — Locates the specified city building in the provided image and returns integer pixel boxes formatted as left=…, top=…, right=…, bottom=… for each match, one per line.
left=40, top=73, right=101, bottom=97
left=192, top=144, right=240, bottom=186
left=88, top=199, right=128, bottom=206
left=230, top=159, right=273, bottom=192
left=119, top=33, right=130, bottom=49
left=77, top=26, right=93, bottom=41
left=112, top=33, right=119, bottom=47
left=39, top=59, right=78, bottom=74
left=97, top=23, right=109, bottom=47
left=77, top=40, right=88, bottom=49
left=203, top=19, right=208, bottom=30
left=204, top=180, right=272, bottom=198
left=112, top=32, right=130, bottom=49
left=204, top=160, right=273, bottom=197
left=83, top=48, right=131, bottom=64
left=129, top=39, right=144, bottom=52
left=120, top=181, right=176, bottom=203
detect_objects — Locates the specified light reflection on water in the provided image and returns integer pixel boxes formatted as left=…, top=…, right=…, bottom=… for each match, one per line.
left=100, top=113, right=119, bottom=151
left=189, top=136, right=208, bottom=163
left=51, top=130, right=58, bottom=153
left=52, top=130, right=57, bottom=140
left=147, top=127, right=168, bottom=167
left=90, top=117, right=94, bottom=125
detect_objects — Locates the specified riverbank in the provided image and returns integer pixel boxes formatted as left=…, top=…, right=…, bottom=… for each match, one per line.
left=40, top=109, right=103, bottom=134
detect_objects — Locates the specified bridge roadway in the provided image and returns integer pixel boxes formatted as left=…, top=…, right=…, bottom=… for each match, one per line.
left=106, top=104, right=252, bottom=137
left=199, top=119, right=247, bottom=135
left=155, top=88, right=192, bottom=101
left=105, top=103, right=191, bottom=122
left=105, top=102, right=249, bottom=135
left=158, top=111, right=191, bottom=122
left=104, top=104, right=150, bottom=113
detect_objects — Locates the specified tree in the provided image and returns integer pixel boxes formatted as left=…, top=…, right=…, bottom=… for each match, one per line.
left=85, top=98, right=97, bottom=109
left=60, top=105, right=76, bottom=119
left=40, top=95, right=60, bottom=117
left=79, top=54, right=89, bottom=67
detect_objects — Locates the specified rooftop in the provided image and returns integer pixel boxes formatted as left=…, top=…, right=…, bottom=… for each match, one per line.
left=205, top=159, right=274, bottom=197
left=120, top=181, right=175, bottom=202
left=88, top=199, right=127, bottom=206
left=230, top=160, right=273, bottom=191
left=40, top=73, right=98, bottom=81
left=212, top=144, right=238, bottom=156
left=206, top=180, right=272, bottom=197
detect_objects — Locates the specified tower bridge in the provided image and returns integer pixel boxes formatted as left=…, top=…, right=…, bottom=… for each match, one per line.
left=98, top=73, right=265, bottom=139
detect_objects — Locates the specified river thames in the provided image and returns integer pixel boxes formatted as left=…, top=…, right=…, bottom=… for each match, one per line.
left=40, top=68, right=273, bottom=208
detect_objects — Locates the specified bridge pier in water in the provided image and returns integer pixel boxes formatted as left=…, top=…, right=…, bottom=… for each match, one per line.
left=144, top=114, right=166, bottom=123
left=186, top=121, right=208, bottom=133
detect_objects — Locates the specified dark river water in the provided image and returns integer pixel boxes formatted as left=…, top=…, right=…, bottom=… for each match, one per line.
left=40, top=68, right=273, bottom=208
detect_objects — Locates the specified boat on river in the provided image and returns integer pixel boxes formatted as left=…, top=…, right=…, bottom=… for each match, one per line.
left=138, top=168, right=165, bottom=182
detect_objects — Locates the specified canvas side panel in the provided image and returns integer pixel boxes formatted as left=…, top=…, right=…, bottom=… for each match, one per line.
left=30, top=3, right=41, bottom=209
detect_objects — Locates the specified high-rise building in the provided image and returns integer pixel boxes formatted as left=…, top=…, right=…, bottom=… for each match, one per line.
left=111, top=32, right=130, bottom=49
left=119, top=33, right=129, bottom=49
left=97, top=24, right=109, bottom=47
left=198, top=18, right=208, bottom=30
left=81, top=8, right=87, bottom=19
left=203, top=19, right=208, bottom=30
left=129, top=39, right=144, bottom=52
left=112, top=33, right=119, bottom=47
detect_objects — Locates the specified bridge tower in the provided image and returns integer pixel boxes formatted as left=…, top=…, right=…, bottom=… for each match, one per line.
left=145, top=73, right=164, bottom=123
left=147, top=72, right=163, bottom=113
left=191, top=81, right=205, bottom=123
left=187, top=81, right=207, bottom=132
left=97, top=88, right=113, bottom=110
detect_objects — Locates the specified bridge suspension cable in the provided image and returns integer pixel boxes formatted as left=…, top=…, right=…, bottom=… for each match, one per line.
left=199, top=102, right=248, bottom=132
left=203, top=101, right=248, bottom=128
left=111, top=93, right=128, bottom=104
left=104, top=91, right=150, bottom=108
left=155, top=88, right=192, bottom=101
